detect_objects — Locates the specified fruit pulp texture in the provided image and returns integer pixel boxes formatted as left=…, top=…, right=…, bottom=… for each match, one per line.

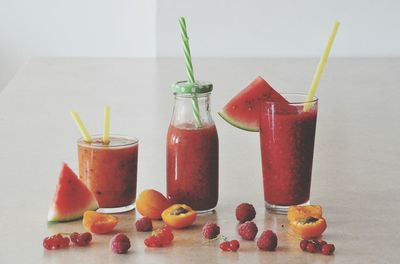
left=78, top=137, right=138, bottom=208
left=260, top=107, right=317, bottom=205
left=167, top=124, right=218, bottom=211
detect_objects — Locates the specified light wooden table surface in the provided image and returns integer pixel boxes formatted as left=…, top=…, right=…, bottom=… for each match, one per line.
left=0, top=58, right=399, bottom=263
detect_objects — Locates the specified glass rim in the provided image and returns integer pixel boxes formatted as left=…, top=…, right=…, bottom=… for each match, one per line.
left=77, top=134, right=139, bottom=148
left=264, top=93, right=318, bottom=105
left=174, top=92, right=211, bottom=98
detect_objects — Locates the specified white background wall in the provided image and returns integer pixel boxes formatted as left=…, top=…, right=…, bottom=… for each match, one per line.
left=1, top=0, right=400, bottom=90
left=156, top=0, right=400, bottom=57
left=0, top=0, right=156, bottom=90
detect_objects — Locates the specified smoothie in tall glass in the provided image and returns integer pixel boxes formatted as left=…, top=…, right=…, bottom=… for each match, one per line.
left=259, top=94, right=317, bottom=213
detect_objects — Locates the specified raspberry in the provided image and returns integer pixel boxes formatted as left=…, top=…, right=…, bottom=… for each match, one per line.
left=238, top=221, right=258, bottom=240
left=321, top=244, right=335, bottom=255
left=43, top=234, right=70, bottom=250
left=110, top=233, right=131, bottom=254
left=219, top=241, right=231, bottom=252
left=257, top=230, right=278, bottom=251
left=229, top=240, right=240, bottom=252
left=135, top=217, right=153, bottom=232
left=202, top=222, right=220, bottom=239
left=235, top=203, right=256, bottom=223
left=70, top=232, right=92, bottom=246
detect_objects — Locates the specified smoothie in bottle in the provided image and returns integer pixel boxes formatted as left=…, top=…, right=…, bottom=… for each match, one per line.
left=166, top=81, right=219, bottom=212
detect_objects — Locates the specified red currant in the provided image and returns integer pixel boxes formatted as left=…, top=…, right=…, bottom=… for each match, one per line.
left=219, top=241, right=231, bottom=252
left=43, top=238, right=53, bottom=250
left=70, top=232, right=92, bottom=246
left=144, top=236, right=163, bottom=247
left=306, top=242, right=317, bottom=253
left=161, top=226, right=174, bottom=243
left=321, top=244, right=335, bottom=255
left=144, top=226, right=174, bottom=248
left=299, top=240, right=309, bottom=251
left=229, top=240, right=240, bottom=252
left=43, top=234, right=70, bottom=250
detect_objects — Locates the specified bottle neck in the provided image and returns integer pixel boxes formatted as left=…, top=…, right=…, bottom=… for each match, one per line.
left=170, top=93, right=214, bottom=128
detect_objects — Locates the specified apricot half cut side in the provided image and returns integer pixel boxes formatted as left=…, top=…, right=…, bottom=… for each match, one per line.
left=288, top=205, right=323, bottom=222
left=82, top=211, right=118, bottom=234
left=161, top=204, right=197, bottom=229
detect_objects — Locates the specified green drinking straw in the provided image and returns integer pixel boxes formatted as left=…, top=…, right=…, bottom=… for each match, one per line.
left=178, top=17, right=202, bottom=128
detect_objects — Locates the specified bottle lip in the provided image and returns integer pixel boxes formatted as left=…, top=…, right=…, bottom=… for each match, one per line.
left=171, top=80, right=213, bottom=94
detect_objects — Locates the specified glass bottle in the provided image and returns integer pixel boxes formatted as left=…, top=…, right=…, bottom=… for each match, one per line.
left=166, top=81, right=219, bottom=213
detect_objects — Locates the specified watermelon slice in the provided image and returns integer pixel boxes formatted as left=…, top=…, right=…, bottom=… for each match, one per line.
left=218, top=76, right=291, bottom=132
left=48, top=163, right=98, bottom=222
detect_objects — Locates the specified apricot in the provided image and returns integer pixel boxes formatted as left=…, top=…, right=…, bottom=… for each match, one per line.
left=161, top=204, right=196, bottom=229
left=288, top=205, right=322, bottom=222
left=289, top=216, right=327, bottom=239
left=82, top=211, right=118, bottom=234
left=136, top=189, right=170, bottom=220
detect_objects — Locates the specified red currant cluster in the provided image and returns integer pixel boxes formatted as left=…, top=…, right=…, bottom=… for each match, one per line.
left=144, top=226, right=174, bottom=247
left=219, top=240, right=240, bottom=252
left=43, top=234, right=70, bottom=250
left=300, top=239, right=335, bottom=255
left=70, top=232, right=92, bottom=247
left=43, top=232, right=92, bottom=250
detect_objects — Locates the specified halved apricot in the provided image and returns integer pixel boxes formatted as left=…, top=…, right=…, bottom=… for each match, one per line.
left=82, top=211, right=118, bottom=234
left=288, top=205, right=322, bottom=222
left=136, top=189, right=171, bottom=220
left=289, top=216, right=327, bottom=239
left=161, top=204, right=196, bottom=229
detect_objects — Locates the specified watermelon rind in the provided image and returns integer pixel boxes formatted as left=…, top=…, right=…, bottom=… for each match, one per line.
left=47, top=200, right=98, bottom=222
left=218, top=111, right=259, bottom=132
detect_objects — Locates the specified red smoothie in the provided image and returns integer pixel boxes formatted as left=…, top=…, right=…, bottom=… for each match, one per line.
left=78, top=136, right=138, bottom=209
left=259, top=98, right=317, bottom=207
left=166, top=124, right=219, bottom=211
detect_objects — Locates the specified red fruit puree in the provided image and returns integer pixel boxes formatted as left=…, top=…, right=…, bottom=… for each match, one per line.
left=260, top=104, right=317, bottom=206
left=167, top=124, right=218, bottom=211
left=78, top=136, right=138, bottom=208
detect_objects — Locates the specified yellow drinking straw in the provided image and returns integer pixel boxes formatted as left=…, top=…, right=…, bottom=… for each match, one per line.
left=103, top=105, right=110, bottom=144
left=70, top=110, right=92, bottom=143
left=304, top=21, right=340, bottom=112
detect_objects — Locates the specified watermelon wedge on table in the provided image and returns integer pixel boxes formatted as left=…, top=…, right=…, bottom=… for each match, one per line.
left=218, top=76, right=291, bottom=132
left=48, top=163, right=98, bottom=222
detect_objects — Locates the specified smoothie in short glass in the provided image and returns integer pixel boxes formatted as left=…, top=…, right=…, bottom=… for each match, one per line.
left=78, top=135, right=138, bottom=213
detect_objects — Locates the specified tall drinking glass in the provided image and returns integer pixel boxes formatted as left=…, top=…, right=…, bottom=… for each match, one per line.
left=259, top=94, right=318, bottom=213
